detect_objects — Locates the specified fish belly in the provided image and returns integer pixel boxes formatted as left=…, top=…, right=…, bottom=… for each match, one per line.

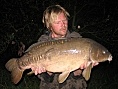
left=45, top=53, right=86, bottom=73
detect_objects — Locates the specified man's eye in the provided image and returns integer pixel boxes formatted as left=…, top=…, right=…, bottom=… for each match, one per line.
left=54, top=20, right=67, bottom=24
left=55, top=22, right=60, bottom=24
left=63, top=20, right=67, bottom=23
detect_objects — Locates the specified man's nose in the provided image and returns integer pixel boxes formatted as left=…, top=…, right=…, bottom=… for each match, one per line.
left=61, top=21, right=65, bottom=26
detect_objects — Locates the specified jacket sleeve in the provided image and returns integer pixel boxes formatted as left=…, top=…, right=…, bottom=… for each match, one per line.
left=69, top=31, right=82, bottom=38
left=37, top=34, right=49, bottom=42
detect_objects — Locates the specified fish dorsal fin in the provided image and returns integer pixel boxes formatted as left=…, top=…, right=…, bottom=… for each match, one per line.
left=82, top=63, right=92, bottom=81
left=58, top=71, right=70, bottom=83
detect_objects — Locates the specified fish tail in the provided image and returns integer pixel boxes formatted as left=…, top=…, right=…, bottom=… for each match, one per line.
left=5, top=58, right=24, bottom=84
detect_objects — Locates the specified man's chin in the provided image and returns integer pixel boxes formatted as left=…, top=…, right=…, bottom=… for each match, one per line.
left=60, top=33, right=67, bottom=37
left=61, top=31, right=67, bottom=35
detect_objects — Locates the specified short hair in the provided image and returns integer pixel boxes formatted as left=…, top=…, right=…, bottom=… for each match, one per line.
left=42, top=5, right=70, bottom=29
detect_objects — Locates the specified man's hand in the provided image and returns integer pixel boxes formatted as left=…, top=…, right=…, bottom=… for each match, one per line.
left=74, top=69, right=82, bottom=76
left=31, top=66, right=46, bottom=75
left=73, top=61, right=99, bottom=76
left=80, top=61, right=99, bottom=70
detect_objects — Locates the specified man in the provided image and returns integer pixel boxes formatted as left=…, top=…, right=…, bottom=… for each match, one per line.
left=33, top=5, right=87, bottom=89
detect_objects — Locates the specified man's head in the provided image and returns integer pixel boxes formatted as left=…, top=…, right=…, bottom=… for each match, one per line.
left=42, top=5, right=70, bottom=38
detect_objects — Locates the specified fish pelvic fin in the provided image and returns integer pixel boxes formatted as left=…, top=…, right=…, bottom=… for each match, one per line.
left=58, top=71, right=70, bottom=83
left=5, top=58, right=24, bottom=84
left=82, top=63, right=92, bottom=81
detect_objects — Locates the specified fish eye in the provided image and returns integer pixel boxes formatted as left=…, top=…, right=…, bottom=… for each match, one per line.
left=102, top=51, right=106, bottom=54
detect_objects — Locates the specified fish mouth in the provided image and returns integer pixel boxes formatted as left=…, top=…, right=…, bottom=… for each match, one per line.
left=108, top=54, right=112, bottom=62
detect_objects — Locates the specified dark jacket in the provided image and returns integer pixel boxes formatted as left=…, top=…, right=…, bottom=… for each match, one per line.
left=37, top=31, right=87, bottom=89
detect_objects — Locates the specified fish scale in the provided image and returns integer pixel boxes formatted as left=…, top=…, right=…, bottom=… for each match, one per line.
left=5, top=37, right=112, bottom=84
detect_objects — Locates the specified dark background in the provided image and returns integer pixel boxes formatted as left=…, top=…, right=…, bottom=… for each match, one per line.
left=0, top=0, right=118, bottom=89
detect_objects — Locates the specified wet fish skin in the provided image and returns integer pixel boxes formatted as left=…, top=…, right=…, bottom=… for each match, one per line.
left=5, top=38, right=112, bottom=84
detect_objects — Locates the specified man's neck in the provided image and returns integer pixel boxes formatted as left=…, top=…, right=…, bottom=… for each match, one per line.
left=51, top=33, right=65, bottom=38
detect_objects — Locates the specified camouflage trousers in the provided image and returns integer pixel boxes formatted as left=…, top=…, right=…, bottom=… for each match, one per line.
left=39, top=74, right=87, bottom=89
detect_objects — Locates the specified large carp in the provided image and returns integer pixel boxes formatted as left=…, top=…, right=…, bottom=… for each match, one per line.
left=5, top=38, right=112, bottom=84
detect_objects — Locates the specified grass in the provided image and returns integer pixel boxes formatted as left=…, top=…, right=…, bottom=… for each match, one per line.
left=0, top=60, right=118, bottom=89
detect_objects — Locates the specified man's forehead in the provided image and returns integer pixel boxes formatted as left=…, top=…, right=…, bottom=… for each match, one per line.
left=54, top=14, right=67, bottom=20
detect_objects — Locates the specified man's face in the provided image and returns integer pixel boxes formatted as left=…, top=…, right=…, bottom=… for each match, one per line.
left=50, top=12, right=68, bottom=38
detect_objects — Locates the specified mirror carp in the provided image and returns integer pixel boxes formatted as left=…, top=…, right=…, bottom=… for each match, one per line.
left=5, top=38, right=112, bottom=84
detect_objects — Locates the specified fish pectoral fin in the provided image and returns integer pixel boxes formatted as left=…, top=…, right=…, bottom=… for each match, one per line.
left=82, top=63, right=92, bottom=81
left=58, top=71, right=70, bottom=83
left=12, top=68, right=24, bottom=84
